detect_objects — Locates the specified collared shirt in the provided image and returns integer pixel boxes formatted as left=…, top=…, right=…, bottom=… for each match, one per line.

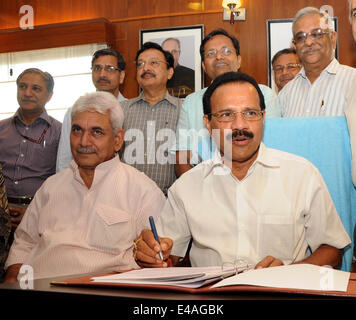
left=157, top=143, right=350, bottom=267
left=5, top=156, right=166, bottom=280
left=173, top=84, right=280, bottom=163
left=121, top=91, right=182, bottom=194
left=278, top=58, right=356, bottom=117
left=55, top=91, right=126, bottom=173
left=0, top=110, right=61, bottom=197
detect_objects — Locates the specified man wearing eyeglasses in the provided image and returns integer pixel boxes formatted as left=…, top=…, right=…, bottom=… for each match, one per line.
left=278, top=7, right=356, bottom=117
left=120, top=42, right=181, bottom=195
left=271, top=48, right=301, bottom=92
left=56, top=48, right=127, bottom=172
left=0, top=68, right=61, bottom=231
left=174, top=29, right=280, bottom=178
left=162, top=38, right=195, bottom=98
left=134, top=72, right=350, bottom=269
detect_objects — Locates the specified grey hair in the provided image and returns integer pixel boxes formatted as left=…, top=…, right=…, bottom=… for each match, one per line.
left=17, top=68, right=54, bottom=93
left=292, top=6, right=335, bottom=33
left=71, top=91, right=124, bottom=132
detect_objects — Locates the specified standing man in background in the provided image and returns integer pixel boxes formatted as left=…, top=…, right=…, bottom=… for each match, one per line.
left=121, top=42, right=181, bottom=195
left=0, top=68, right=61, bottom=230
left=278, top=7, right=356, bottom=117
left=272, top=48, right=301, bottom=92
left=56, top=48, right=127, bottom=172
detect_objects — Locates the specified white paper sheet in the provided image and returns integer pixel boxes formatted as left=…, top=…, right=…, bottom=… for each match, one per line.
left=212, top=264, right=350, bottom=292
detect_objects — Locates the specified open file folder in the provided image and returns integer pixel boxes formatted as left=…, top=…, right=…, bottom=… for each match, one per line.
left=52, top=264, right=356, bottom=297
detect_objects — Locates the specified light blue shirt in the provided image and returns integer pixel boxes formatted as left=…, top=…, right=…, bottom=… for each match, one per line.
left=173, top=84, right=281, bottom=164
left=55, top=92, right=126, bottom=172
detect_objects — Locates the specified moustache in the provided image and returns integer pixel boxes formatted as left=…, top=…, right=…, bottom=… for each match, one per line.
left=226, top=129, right=254, bottom=140
left=300, top=45, right=320, bottom=54
left=141, top=71, right=156, bottom=78
left=97, top=77, right=110, bottom=83
left=76, top=146, right=97, bottom=154
left=21, top=99, right=36, bottom=103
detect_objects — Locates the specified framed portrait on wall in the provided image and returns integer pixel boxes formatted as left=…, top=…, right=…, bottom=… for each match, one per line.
left=140, top=25, right=204, bottom=98
left=266, top=18, right=338, bottom=92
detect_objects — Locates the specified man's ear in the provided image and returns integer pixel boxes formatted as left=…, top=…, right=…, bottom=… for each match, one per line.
left=114, top=128, right=125, bottom=152
left=203, top=114, right=212, bottom=137
left=202, top=60, right=206, bottom=74
left=119, top=70, right=125, bottom=85
left=167, top=67, right=174, bottom=80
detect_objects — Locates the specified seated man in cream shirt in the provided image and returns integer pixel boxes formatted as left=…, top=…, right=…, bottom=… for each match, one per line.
left=134, top=72, right=350, bottom=269
left=4, top=91, right=166, bottom=282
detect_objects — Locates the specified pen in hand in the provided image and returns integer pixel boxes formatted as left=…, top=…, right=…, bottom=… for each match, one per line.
left=149, top=216, right=164, bottom=261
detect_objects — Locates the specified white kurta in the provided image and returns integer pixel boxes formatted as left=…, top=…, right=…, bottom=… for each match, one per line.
left=157, top=143, right=351, bottom=267
left=6, top=156, right=166, bottom=279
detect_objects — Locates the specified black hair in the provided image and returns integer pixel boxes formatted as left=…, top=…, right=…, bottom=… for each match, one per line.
left=91, top=48, right=126, bottom=71
left=16, top=68, right=54, bottom=93
left=135, top=42, right=174, bottom=69
left=200, top=29, right=240, bottom=61
left=203, top=72, right=266, bottom=120
left=271, top=48, right=298, bottom=66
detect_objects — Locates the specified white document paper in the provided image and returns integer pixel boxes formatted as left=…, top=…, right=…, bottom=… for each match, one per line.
left=91, top=266, right=244, bottom=288
left=212, top=264, right=350, bottom=292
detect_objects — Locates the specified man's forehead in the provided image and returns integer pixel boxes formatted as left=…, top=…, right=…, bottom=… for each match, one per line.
left=212, top=82, right=260, bottom=105
left=163, top=40, right=179, bottom=49
left=205, top=34, right=233, bottom=49
left=274, top=53, right=299, bottom=65
left=138, top=49, right=165, bottom=62
left=293, top=14, right=323, bottom=33
left=93, top=55, right=118, bottom=66
left=18, top=73, right=46, bottom=85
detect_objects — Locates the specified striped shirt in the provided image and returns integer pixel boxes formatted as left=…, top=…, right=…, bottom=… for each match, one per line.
left=5, top=156, right=166, bottom=280
left=121, top=91, right=181, bottom=195
left=278, top=59, right=356, bottom=117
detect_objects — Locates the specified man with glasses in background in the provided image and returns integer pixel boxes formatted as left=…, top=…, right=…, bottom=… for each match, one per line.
left=174, top=29, right=280, bottom=178
left=0, top=68, right=61, bottom=231
left=56, top=48, right=127, bottom=172
left=278, top=7, right=356, bottom=117
left=271, top=48, right=301, bottom=92
left=120, top=42, right=181, bottom=195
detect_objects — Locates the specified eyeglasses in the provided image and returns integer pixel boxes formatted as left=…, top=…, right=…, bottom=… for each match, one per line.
left=135, top=59, right=169, bottom=69
left=91, top=64, right=120, bottom=73
left=273, top=63, right=301, bottom=74
left=205, top=46, right=234, bottom=58
left=293, top=28, right=332, bottom=45
left=209, top=109, right=264, bottom=122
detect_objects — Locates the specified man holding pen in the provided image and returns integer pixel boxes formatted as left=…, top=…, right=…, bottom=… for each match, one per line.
left=134, top=72, right=350, bottom=269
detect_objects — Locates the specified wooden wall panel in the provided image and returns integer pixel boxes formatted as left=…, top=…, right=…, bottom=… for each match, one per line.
left=0, top=0, right=354, bottom=99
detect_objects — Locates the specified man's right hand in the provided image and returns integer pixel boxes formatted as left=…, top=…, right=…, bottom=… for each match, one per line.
left=134, top=229, right=173, bottom=268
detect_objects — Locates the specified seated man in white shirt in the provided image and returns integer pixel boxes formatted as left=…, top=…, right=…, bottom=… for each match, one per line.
left=134, top=72, right=350, bottom=269
left=4, top=91, right=166, bottom=282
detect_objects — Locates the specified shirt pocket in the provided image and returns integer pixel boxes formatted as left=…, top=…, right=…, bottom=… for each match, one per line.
left=257, top=215, right=295, bottom=263
left=87, top=204, right=133, bottom=254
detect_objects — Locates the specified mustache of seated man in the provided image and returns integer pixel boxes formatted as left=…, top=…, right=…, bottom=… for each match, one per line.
left=76, top=146, right=97, bottom=154
left=226, top=129, right=254, bottom=141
